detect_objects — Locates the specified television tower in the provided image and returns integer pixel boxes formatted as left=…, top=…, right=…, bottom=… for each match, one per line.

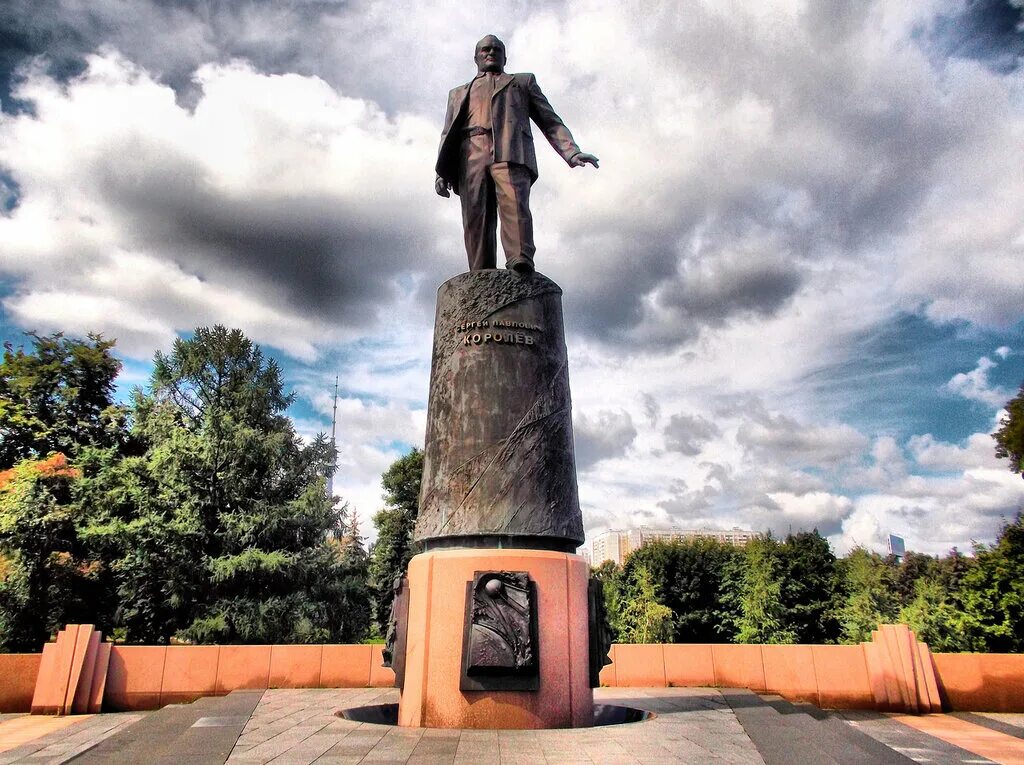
left=329, top=375, right=339, bottom=498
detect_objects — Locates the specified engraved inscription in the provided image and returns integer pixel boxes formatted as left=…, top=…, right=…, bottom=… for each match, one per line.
left=463, top=332, right=534, bottom=346
left=454, top=317, right=544, bottom=349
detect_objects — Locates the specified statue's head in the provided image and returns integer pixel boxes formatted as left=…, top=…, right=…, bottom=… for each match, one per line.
left=475, top=35, right=506, bottom=74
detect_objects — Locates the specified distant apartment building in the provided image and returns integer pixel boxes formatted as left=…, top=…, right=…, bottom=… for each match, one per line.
left=585, top=526, right=757, bottom=566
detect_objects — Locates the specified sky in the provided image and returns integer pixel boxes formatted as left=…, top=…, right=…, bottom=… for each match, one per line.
left=1, top=0, right=1023, bottom=556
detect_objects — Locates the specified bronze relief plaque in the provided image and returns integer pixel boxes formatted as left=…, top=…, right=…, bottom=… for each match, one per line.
left=460, top=570, right=539, bottom=691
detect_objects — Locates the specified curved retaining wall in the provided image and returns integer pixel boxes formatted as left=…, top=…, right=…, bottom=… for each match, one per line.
left=2, top=624, right=1022, bottom=714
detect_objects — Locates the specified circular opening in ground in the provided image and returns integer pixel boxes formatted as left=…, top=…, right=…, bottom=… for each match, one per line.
left=337, top=703, right=655, bottom=727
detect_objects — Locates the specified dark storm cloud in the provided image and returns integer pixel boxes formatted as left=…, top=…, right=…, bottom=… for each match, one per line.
left=82, top=136, right=428, bottom=325
left=94, top=157, right=419, bottom=326
left=656, top=255, right=802, bottom=325
left=0, top=0, right=556, bottom=114
left=929, top=0, right=1024, bottom=73
left=1, top=0, right=339, bottom=110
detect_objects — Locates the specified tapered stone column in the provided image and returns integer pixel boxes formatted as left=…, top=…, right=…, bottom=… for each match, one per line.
left=414, top=269, right=584, bottom=551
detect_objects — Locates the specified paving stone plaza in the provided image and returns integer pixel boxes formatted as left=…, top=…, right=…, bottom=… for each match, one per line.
left=1, top=687, right=1023, bottom=765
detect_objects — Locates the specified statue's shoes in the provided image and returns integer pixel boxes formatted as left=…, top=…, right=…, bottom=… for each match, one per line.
left=507, top=259, right=535, bottom=275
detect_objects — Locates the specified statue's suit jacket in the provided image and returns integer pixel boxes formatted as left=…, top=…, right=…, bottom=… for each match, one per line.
left=436, top=72, right=581, bottom=195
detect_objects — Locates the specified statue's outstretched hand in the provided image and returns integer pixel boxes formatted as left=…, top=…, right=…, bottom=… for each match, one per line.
left=435, top=176, right=452, bottom=197
left=571, top=152, right=600, bottom=169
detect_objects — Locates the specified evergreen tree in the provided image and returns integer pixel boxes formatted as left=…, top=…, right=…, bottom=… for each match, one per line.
left=90, top=326, right=369, bottom=643
left=617, top=564, right=674, bottom=643
left=0, top=333, right=124, bottom=469
left=779, top=530, right=841, bottom=643
left=993, top=382, right=1024, bottom=477
left=732, top=536, right=796, bottom=645
left=368, top=448, right=423, bottom=631
left=933, top=547, right=976, bottom=593
left=330, top=505, right=372, bottom=640
left=838, top=547, right=898, bottom=643
left=74, top=446, right=197, bottom=643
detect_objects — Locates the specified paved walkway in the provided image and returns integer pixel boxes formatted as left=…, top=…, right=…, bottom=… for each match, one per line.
left=227, top=688, right=762, bottom=764
left=0, top=713, right=142, bottom=764
left=0, top=688, right=1021, bottom=764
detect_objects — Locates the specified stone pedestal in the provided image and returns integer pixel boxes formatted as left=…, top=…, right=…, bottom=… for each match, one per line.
left=415, top=270, right=584, bottom=551
left=397, top=549, right=594, bottom=729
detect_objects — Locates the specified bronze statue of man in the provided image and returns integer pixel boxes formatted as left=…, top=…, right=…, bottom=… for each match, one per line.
left=435, top=35, right=599, bottom=274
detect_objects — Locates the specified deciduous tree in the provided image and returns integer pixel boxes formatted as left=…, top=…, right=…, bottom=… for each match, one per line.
left=838, top=547, right=898, bottom=644
left=994, top=383, right=1024, bottom=477
left=732, top=536, right=796, bottom=645
left=368, top=448, right=423, bottom=631
left=616, top=564, right=673, bottom=643
left=0, top=333, right=123, bottom=469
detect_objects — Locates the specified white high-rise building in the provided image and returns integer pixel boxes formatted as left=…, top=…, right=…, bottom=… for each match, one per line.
left=585, top=526, right=757, bottom=566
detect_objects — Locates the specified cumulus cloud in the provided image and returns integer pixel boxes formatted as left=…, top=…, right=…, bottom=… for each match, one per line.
left=0, top=52, right=444, bottom=359
left=737, top=409, right=868, bottom=469
left=663, top=413, right=718, bottom=456
left=573, top=409, right=637, bottom=470
left=945, top=352, right=1014, bottom=408
left=908, top=432, right=1003, bottom=471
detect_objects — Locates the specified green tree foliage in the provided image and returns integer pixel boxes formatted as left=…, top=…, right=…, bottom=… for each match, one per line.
left=0, top=456, right=106, bottom=651
left=591, top=560, right=625, bottom=640
left=0, top=332, right=125, bottom=651
left=0, top=333, right=124, bottom=468
left=73, top=447, right=196, bottom=643
left=837, top=547, right=898, bottom=644
left=329, top=504, right=372, bottom=639
left=993, top=382, right=1024, bottom=477
left=79, top=326, right=370, bottom=644
left=890, top=551, right=936, bottom=609
left=960, top=515, right=1024, bottom=653
left=623, top=538, right=739, bottom=642
left=616, top=564, right=674, bottom=643
left=149, top=328, right=368, bottom=643
left=729, top=536, right=796, bottom=644
left=779, top=530, right=841, bottom=643
left=899, top=578, right=975, bottom=652
left=368, top=448, right=423, bottom=631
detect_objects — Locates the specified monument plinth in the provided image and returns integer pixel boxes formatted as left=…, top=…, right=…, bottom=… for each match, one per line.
left=391, top=270, right=604, bottom=729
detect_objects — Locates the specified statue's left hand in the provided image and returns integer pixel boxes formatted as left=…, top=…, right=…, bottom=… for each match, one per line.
left=571, top=152, right=600, bottom=169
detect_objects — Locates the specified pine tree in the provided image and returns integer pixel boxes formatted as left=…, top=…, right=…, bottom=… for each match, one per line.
left=88, top=326, right=370, bottom=644
left=779, top=530, right=841, bottom=643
